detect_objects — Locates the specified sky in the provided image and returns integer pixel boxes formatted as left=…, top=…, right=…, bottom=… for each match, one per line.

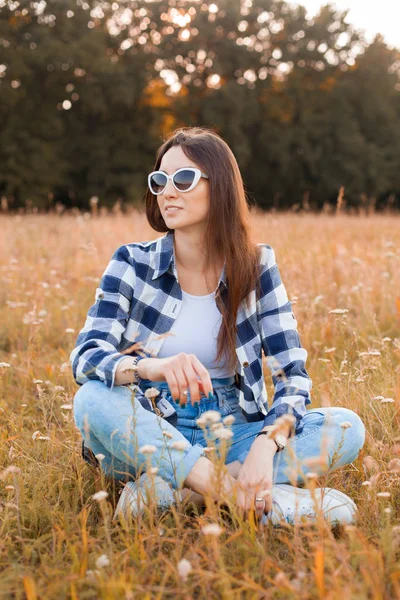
left=292, top=0, right=400, bottom=48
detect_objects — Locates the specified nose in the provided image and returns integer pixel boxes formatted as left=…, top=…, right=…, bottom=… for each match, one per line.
left=163, top=176, right=177, bottom=197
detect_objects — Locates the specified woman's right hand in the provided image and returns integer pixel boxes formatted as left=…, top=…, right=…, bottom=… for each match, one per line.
left=138, top=354, right=213, bottom=404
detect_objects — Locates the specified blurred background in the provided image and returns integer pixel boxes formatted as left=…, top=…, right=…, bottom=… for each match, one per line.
left=0, top=0, right=399, bottom=213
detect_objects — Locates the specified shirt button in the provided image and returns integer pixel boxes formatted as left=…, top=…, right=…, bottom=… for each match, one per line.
left=243, top=361, right=249, bottom=368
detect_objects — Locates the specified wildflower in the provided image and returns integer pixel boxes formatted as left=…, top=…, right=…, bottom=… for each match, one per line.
left=0, top=466, right=21, bottom=480
left=5, top=485, right=15, bottom=491
left=382, top=337, right=392, bottom=343
left=340, top=421, right=353, bottom=429
left=384, top=507, right=392, bottom=514
left=324, top=347, right=336, bottom=354
left=144, top=387, right=161, bottom=399
left=368, top=350, right=381, bottom=356
left=210, top=422, right=224, bottom=431
left=171, top=441, right=188, bottom=451
left=95, top=454, right=105, bottom=462
left=377, top=492, right=391, bottom=498
left=65, top=328, right=75, bottom=333
left=213, top=428, right=233, bottom=440
left=139, top=444, right=157, bottom=454
left=86, top=570, right=100, bottom=581
left=355, top=377, right=365, bottom=383
left=177, top=558, right=193, bottom=582
left=372, top=396, right=385, bottom=401
left=0, top=362, right=11, bottom=369
left=318, top=358, right=330, bottom=363
left=329, top=309, right=349, bottom=315
left=305, top=472, right=318, bottom=480
left=32, top=430, right=50, bottom=441
left=381, top=398, right=394, bottom=404
left=95, top=555, right=110, bottom=569
left=313, top=295, right=324, bottom=304
left=92, top=491, right=108, bottom=502
left=60, top=404, right=73, bottom=410
left=274, top=572, right=289, bottom=586
left=201, top=410, right=221, bottom=424
left=196, top=416, right=207, bottom=427
left=33, top=379, right=43, bottom=384
left=201, top=523, right=224, bottom=536
left=162, top=430, right=173, bottom=439
left=148, top=467, right=159, bottom=475
left=388, top=459, right=400, bottom=472
left=361, top=481, right=371, bottom=487
left=223, top=415, right=235, bottom=426
left=363, top=456, right=379, bottom=472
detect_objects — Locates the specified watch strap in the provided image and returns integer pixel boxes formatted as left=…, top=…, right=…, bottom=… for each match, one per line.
left=255, top=430, right=285, bottom=452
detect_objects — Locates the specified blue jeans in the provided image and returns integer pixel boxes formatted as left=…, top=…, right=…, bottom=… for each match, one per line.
left=73, top=376, right=365, bottom=490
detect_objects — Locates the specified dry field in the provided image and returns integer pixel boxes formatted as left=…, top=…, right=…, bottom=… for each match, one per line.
left=0, top=209, right=399, bottom=599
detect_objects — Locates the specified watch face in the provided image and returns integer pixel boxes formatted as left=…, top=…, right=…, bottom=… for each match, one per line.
left=275, top=433, right=287, bottom=449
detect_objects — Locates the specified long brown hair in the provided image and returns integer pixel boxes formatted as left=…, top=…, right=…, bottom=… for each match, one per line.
left=144, top=127, right=261, bottom=372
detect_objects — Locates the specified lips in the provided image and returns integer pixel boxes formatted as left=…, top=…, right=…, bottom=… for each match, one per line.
left=165, top=207, right=183, bottom=214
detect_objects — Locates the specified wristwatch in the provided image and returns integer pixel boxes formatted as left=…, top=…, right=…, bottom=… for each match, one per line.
left=256, top=429, right=288, bottom=452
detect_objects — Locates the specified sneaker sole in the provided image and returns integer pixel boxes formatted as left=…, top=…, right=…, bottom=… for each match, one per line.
left=267, top=484, right=357, bottom=526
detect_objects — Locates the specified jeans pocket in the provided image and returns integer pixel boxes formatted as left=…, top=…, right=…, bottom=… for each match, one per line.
left=215, top=387, right=239, bottom=416
left=295, top=410, right=326, bottom=439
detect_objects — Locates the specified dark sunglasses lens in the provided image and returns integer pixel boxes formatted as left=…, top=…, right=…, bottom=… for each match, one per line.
left=173, top=169, right=196, bottom=191
left=150, top=172, right=167, bottom=193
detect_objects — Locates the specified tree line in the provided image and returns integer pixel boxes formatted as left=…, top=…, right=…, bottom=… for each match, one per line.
left=0, top=0, right=399, bottom=212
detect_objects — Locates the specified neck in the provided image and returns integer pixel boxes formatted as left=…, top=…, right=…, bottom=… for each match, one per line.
left=173, top=230, right=209, bottom=272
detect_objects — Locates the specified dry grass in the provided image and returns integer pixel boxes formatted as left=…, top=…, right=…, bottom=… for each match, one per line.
left=0, top=209, right=399, bottom=599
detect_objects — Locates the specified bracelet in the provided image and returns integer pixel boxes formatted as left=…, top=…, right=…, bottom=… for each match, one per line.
left=131, top=355, right=145, bottom=386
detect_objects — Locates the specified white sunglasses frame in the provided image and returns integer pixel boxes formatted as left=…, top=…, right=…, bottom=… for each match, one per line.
left=148, top=167, right=209, bottom=195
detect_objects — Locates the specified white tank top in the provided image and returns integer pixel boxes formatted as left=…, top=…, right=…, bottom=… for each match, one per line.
left=157, top=289, right=235, bottom=378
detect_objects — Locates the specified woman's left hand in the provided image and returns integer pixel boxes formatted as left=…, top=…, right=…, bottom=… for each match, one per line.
left=235, top=437, right=276, bottom=519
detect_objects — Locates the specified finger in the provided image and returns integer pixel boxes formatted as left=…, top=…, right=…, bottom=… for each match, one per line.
left=262, top=490, right=272, bottom=514
left=255, top=489, right=271, bottom=517
left=254, top=496, right=266, bottom=519
left=173, top=359, right=190, bottom=404
left=166, top=371, right=180, bottom=404
left=182, top=355, right=202, bottom=403
left=190, top=355, right=213, bottom=398
left=237, top=484, right=258, bottom=519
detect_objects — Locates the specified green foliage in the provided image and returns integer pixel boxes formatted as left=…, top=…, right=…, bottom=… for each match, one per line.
left=0, top=0, right=399, bottom=210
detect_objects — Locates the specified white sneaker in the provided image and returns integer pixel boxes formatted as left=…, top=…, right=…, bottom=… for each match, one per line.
left=262, top=484, right=357, bottom=526
left=113, top=474, right=180, bottom=521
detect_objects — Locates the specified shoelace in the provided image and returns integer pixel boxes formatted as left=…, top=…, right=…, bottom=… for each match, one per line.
left=269, top=499, right=317, bottom=524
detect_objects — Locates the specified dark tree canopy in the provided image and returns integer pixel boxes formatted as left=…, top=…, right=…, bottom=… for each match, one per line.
left=0, top=0, right=399, bottom=211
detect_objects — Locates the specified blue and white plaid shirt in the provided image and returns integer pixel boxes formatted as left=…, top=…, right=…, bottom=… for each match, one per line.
left=70, top=230, right=312, bottom=431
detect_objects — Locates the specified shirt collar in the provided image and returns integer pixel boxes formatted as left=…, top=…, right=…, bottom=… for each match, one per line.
left=151, top=230, right=228, bottom=289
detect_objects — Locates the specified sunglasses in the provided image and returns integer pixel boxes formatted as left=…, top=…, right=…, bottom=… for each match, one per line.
left=148, top=167, right=209, bottom=195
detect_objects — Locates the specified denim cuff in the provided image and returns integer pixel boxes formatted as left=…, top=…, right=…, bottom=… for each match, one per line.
left=168, top=443, right=206, bottom=490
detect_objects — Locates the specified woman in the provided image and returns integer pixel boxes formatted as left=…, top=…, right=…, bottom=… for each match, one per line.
left=71, top=127, right=365, bottom=525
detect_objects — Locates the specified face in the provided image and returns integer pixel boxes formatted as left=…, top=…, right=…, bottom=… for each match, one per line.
left=156, top=145, right=210, bottom=234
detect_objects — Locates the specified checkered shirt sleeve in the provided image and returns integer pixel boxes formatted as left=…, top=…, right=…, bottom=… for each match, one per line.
left=69, top=245, right=138, bottom=390
left=257, top=245, right=312, bottom=429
